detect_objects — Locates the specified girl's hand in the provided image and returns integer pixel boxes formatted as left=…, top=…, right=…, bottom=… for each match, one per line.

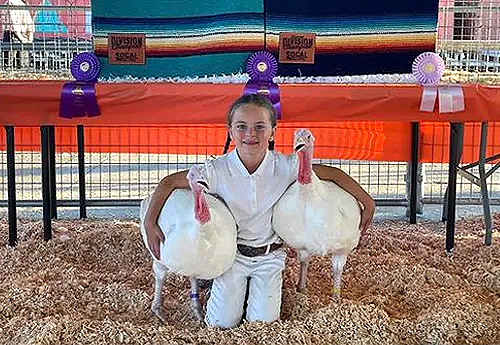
left=145, top=222, right=165, bottom=260
left=359, top=198, right=375, bottom=236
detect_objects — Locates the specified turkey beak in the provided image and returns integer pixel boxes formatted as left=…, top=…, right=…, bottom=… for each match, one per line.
left=197, top=180, right=209, bottom=191
left=294, top=138, right=307, bottom=152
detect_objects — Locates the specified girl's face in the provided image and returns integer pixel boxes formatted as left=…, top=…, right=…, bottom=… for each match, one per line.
left=229, top=104, right=275, bottom=158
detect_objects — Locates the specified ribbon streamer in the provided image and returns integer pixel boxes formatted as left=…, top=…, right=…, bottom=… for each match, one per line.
left=418, top=86, right=465, bottom=113
left=419, top=86, right=438, bottom=112
left=438, top=86, right=465, bottom=113
left=59, top=52, right=101, bottom=119
left=59, top=82, right=100, bottom=119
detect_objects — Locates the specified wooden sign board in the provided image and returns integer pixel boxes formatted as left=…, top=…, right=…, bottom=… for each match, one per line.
left=279, top=32, right=316, bottom=64
left=108, top=34, right=146, bottom=64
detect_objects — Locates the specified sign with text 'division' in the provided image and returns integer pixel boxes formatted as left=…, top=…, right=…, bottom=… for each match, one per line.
left=279, top=32, right=316, bottom=64
left=108, top=34, right=146, bottom=65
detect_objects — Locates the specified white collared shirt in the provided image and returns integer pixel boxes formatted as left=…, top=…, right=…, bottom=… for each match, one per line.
left=204, top=149, right=298, bottom=247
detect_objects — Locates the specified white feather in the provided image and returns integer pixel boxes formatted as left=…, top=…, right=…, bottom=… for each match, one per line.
left=140, top=190, right=237, bottom=280
left=273, top=130, right=361, bottom=257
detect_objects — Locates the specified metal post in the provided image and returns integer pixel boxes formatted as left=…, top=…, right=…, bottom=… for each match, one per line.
left=5, top=126, right=17, bottom=247
left=48, top=125, right=57, bottom=219
left=442, top=187, right=448, bottom=222
left=409, top=122, right=419, bottom=224
left=77, top=125, right=87, bottom=218
left=40, top=126, right=52, bottom=241
left=446, top=122, right=464, bottom=253
left=478, top=122, right=492, bottom=246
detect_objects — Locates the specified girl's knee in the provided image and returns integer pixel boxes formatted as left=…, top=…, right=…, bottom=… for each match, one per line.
left=205, top=312, right=241, bottom=329
left=246, top=311, right=280, bottom=323
left=245, top=302, right=281, bottom=323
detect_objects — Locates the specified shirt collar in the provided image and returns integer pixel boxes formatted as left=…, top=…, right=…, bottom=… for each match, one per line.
left=228, top=149, right=274, bottom=177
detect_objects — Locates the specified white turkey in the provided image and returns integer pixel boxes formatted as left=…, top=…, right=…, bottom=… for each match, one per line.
left=272, top=128, right=361, bottom=299
left=140, top=165, right=237, bottom=322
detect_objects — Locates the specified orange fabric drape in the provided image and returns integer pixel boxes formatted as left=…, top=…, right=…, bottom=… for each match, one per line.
left=1, top=82, right=500, bottom=163
left=2, top=82, right=500, bottom=125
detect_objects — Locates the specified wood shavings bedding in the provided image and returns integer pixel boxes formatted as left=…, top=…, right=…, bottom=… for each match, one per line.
left=1, top=214, right=499, bottom=344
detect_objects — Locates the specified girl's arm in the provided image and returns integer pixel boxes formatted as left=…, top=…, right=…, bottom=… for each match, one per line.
left=313, top=164, right=375, bottom=235
left=144, top=170, right=189, bottom=259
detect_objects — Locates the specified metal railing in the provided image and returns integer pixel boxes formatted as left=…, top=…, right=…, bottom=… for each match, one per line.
left=1, top=126, right=499, bottom=214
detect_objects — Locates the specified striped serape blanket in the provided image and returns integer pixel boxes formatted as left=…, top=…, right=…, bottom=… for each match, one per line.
left=92, top=0, right=438, bottom=78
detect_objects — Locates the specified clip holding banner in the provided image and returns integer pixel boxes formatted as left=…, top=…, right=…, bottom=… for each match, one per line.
left=59, top=52, right=101, bottom=119
left=243, top=51, right=282, bottom=119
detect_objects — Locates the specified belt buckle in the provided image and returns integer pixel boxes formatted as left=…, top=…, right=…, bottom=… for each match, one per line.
left=264, top=244, right=271, bottom=255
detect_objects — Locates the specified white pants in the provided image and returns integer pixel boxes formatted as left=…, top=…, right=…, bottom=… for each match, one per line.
left=205, top=248, right=286, bottom=328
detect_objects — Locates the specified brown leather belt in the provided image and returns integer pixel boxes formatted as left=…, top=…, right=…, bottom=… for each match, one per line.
left=237, top=243, right=283, bottom=257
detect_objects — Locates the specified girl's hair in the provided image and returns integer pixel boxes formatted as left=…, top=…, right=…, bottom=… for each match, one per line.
left=227, top=94, right=276, bottom=127
left=223, top=94, right=276, bottom=154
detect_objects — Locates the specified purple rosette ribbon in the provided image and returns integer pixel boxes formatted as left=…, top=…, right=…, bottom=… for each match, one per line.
left=243, top=51, right=282, bottom=119
left=412, top=52, right=445, bottom=85
left=59, top=52, right=101, bottom=119
left=70, top=52, right=101, bottom=82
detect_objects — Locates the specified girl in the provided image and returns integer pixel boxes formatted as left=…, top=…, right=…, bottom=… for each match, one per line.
left=144, top=94, right=375, bottom=328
